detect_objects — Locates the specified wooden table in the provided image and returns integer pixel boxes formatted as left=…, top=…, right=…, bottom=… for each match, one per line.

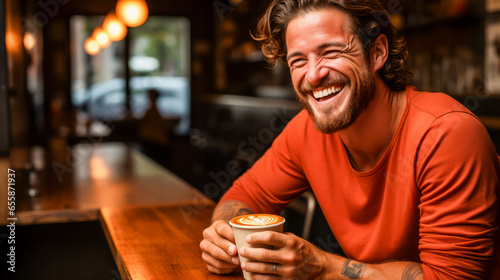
left=1, top=142, right=212, bottom=225
left=3, top=142, right=235, bottom=278
left=100, top=203, right=243, bottom=280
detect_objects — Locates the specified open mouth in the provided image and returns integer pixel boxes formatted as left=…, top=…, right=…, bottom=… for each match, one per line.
left=312, top=84, right=345, bottom=102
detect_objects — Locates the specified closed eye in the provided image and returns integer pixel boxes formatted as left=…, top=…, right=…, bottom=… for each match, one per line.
left=323, top=50, right=340, bottom=57
left=289, top=58, right=307, bottom=67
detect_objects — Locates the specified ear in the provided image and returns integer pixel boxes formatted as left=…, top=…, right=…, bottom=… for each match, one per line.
left=370, top=34, right=389, bottom=72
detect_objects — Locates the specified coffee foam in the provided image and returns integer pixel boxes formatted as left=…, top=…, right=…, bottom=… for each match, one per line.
left=230, top=214, right=285, bottom=227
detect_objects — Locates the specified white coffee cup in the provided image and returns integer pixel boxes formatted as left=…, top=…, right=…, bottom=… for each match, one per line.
left=229, top=214, right=286, bottom=280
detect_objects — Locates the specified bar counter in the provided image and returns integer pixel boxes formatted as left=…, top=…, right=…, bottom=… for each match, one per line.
left=1, top=142, right=212, bottom=225
left=1, top=142, right=238, bottom=279
left=100, top=203, right=241, bottom=279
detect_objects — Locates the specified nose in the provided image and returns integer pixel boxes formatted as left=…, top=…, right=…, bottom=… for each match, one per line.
left=306, top=64, right=329, bottom=86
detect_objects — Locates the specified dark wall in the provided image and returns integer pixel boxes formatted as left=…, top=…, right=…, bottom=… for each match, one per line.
left=0, top=0, right=10, bottom=154
left=5, top=0, right=31, bottom=162
left=1, top=221, right=118, bottom=280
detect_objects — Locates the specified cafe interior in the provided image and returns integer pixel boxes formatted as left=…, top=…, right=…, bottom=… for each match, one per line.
left=1, top=0, right=500, bottom=279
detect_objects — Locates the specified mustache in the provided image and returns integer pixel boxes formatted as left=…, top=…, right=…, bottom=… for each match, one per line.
left=299, top=75, right=350, bottom=92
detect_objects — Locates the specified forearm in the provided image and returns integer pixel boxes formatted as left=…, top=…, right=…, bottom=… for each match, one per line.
left=324, top=254, right=423, bottom=280
left=212, top=200, right=254, bottom=222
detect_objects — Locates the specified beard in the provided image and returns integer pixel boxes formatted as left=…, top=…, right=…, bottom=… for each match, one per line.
left=296, top=69, right=375, bottom=134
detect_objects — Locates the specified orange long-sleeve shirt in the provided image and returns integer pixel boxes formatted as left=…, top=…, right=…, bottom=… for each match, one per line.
left=221, top=87, right=500, bottom=279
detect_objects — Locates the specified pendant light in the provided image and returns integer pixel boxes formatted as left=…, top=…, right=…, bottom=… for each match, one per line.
left=103, top=13, right=127, bottom=41
left=93, top=27, right=111, bottom=48
left=23, top=32, right=35, bottom=51
left=115, top=0, right=149, bottom=28
left=84, top=37, right=100, bottom=55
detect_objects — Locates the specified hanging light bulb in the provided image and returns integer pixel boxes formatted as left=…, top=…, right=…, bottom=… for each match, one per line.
left=93, top=27, right=111, bottom=48
left=5, top=31, right=20, bottom=54
left=23, top=32, right=35, bottom=51
left=84, top=37, right=100, bottom=55
left=103, top=13, right=127, bottom=41
left=115, top=0, right=149, bottom=28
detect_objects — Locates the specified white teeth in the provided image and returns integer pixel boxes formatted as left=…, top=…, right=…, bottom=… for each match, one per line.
left=313, top=85, right=343, bottom=99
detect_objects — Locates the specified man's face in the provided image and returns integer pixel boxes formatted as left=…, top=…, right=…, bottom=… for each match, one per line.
left=286, top=8, right=375, bottom=134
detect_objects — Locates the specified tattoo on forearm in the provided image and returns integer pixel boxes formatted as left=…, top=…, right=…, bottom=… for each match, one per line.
left=213, top=200, right=253, bottom=222
left=401, top=263, right=422, bottom=280
left=341, top=259, right=366, bottom=279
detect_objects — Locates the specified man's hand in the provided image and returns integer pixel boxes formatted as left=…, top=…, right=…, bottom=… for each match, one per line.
left=200, top=220, right=241, bottom=274
left=239, top=231, right=424, bottom=279
left=239, top=231, right=329, bottom=279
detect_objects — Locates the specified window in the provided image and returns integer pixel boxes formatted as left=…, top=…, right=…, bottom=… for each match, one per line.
left=70, top=15, right=191, bottom=135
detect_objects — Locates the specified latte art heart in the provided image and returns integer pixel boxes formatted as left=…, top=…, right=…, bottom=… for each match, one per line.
left=230, top=214, right=285, bottom=227
left=238, top=215, right=279, bottom=225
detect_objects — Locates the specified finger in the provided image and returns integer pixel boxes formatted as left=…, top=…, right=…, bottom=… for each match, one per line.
left=241, top=261, right=279, bottom=275
left=210, top=221, right=237, bottom=255
left=200, top=239, right=239, bottom=265
left=202, top=251, right=239, bottom=271
left=214, top=221, right=236, bottom=243
left=246, top=231, right=288, bottom=247
left=239, top=247, right=281, bottom=263
left=241, top=261, right=283, bottom=280
left=205, top=262, right=238, bottom=275
left=203, top=224, right=238, bottom=256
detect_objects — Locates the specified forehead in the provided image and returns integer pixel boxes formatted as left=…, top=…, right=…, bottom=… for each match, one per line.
left=285, top=8, right=354, bottom=53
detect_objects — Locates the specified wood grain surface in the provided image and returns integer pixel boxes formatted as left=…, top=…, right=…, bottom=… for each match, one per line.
left=3, top=142, right=212, bottom=225
left=100, top=204, right=243, bottom=280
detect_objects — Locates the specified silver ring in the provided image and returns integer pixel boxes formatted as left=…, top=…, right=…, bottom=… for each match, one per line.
left=273, top=264, right=277, bottom=274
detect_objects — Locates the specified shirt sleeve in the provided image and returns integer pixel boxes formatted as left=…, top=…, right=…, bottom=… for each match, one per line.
left=416, top=112, right=499, bottom=280
left=220, top=111, right=310, bottom=214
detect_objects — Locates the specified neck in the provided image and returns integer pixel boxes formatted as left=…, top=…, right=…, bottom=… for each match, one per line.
left=338, top=79, right=406, bottom=172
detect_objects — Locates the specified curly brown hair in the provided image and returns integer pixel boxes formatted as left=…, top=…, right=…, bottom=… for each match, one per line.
left=253, top=0, right=413, bottom=91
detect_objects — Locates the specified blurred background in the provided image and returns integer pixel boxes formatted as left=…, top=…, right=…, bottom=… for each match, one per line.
left=2, top=0, right=500, bottom=278
left=2, top=0, right=500, bottom=203
left=3, top=0, right=500, bottom=193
